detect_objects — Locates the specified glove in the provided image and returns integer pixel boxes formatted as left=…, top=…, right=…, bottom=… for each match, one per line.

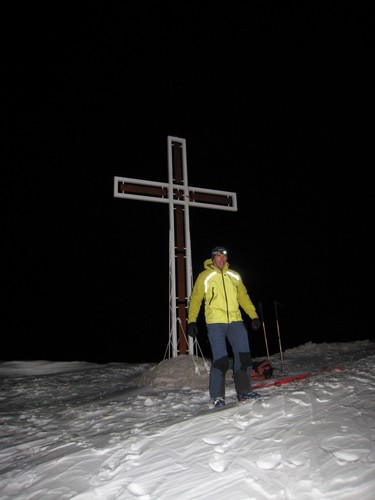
left=188, top=322, right=198, bottom=338
left=251, top=318, right=261, bottom=331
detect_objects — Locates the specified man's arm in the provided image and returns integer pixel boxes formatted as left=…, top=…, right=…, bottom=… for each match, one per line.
left=237, top=281, right=258, bottom=320
left=188, top=274, right=205, bottom=323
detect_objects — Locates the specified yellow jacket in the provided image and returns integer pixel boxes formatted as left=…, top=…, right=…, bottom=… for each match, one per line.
left=188, top=259, right=258, bottom=325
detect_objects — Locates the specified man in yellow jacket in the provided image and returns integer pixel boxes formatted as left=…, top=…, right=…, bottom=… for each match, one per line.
left=188, top=246, right=261, bottom=408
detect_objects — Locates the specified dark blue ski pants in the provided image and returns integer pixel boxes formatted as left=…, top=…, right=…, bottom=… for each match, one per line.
left=207, top=321, right=252, bottom=399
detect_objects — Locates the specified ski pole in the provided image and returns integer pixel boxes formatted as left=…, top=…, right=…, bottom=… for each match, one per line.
left=258, top=302, right=270, bottom=359
left=274, top=300, right=285, bottom=370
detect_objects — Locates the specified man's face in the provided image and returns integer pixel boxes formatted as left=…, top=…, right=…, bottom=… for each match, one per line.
left=212, top=253, right=228, bottom=270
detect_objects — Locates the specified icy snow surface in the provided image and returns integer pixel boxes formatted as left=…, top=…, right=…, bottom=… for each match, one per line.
left=1, top=340, right=375, bottom=499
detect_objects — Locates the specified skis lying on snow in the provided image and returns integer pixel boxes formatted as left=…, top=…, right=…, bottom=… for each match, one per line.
left=196, top=365, right=345, bottom=415
left=252, top=365, right=344, bottom=390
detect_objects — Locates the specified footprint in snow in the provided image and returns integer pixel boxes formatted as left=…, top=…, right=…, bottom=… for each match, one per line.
left=255, top=451, right=282, bottom=470
left=127, top=482, right=151, bottom=499
left=209, top=453, right=228, bottom=472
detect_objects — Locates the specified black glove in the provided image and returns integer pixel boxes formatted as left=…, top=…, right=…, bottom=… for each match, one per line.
left=251, top=318, right=261, bottom=331
left=188, top=322, right=198, bottom=338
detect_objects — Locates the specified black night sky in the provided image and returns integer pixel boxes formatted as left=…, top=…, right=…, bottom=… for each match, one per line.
left=9, top=4, right=374, bottom=363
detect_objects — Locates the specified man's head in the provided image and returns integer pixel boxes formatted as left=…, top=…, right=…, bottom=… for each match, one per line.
left=211, top=246, right=228, bottom=270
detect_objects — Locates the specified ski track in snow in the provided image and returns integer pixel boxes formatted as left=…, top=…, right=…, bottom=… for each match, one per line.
left=0, top=342, right=375, bottom=499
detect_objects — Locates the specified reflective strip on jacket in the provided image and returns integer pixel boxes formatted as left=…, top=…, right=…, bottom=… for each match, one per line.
left=188, top=259, right=258, bottom=325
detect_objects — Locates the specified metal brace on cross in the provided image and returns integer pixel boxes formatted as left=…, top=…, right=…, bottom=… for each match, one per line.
left=113, top=136, right=237, bottom=358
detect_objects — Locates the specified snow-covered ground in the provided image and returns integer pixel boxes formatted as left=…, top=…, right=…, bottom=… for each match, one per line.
left=1, top=340, right=375, bottom=499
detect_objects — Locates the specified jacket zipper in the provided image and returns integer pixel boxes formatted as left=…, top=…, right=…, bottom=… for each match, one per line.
left=221, top=272, right=230, bottom=322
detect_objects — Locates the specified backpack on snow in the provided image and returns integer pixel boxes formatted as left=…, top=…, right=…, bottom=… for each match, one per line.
left=251, top=359, right=273, bottom=380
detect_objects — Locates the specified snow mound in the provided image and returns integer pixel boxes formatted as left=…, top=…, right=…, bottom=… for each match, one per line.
left=134, top=355, right=211, bottom=389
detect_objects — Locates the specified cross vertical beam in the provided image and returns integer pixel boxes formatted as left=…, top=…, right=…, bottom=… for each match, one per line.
left=114, top=136, right=237, bottom=358
left=169, top=138, right=190, bottom=356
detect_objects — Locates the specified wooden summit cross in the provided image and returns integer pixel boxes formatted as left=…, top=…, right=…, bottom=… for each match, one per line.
left=113, top=136, right=237, bottom=358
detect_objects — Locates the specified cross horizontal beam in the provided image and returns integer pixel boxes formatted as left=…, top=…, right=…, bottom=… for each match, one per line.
left=114, top=176, right=238, bottom=211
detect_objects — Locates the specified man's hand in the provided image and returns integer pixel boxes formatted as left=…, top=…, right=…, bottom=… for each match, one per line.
left=251, top=318, right=261, bottom=331
left=188, top=322, right=198, bottom=338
